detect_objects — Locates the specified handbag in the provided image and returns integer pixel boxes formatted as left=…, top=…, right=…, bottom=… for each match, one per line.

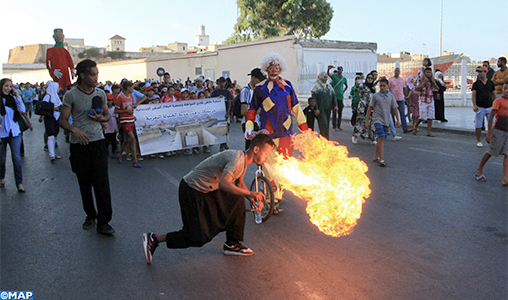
left=35, top=95, right=54, bottom=117
left=17, top=113, right=30, bottom=132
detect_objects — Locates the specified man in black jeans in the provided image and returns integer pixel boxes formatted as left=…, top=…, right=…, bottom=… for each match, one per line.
left=59, top=59, right=115, bottom=235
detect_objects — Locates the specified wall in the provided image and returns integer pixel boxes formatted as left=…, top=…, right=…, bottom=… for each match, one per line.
left=217, top=37, right=298, bottom=90
left=145, top=53, right=218, bottom=82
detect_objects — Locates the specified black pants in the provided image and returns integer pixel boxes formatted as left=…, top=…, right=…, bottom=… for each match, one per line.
left=166, top=179, right=246, bottom=248
left=69, top=140, right=112, bottom=227
left=104, top=132, right=118, bottom=154
left=332, top=99, right=344, bottom=129
left=241, top=122, right=260, bottom=150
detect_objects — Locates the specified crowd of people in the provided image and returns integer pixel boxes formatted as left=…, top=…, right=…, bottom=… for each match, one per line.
left=1, top=54, right=507, bottom=260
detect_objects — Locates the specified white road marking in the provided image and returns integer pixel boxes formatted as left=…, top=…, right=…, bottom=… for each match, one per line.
left=154, top=167, right=180, bottom=187
left=408, top=147, right=460, bottom=157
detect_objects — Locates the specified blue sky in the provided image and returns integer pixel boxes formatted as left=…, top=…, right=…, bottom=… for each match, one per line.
left=3, top=0, right=506, bottom=68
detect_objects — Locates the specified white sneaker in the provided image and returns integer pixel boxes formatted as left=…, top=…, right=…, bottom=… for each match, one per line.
left=477, top=142, right=483, bottom=147
left=352, top=136, right=357, bottom=144
left=393, top=136, right=402, bottom=141
left=371, top=140, right=377, bottom=145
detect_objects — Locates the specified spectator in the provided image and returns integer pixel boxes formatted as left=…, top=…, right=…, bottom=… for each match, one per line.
left=483, top=61, right=495, bottom=81
left=327, top=65, right=348, bottom=131
left=311, top=71, right=337, bottom=140
left=365, top=78, right=400, bottom=167
left=472, top=67, right=496, bottom=147
left=240, top=68, right=266, bottom=150
left=434, top=70, right=447, bottom=122
left=475, top=81, right=508, bottom=185
left=59, top=59, right=115, bottom=235
left=210, top=77, right=233, bottom=151
left=388, top=67, right=407, bottom=136
left=115, top=80, right=142, bottom=168
left=1, top=78, right=32, bottom=192
left=42, top=81, right=63, bottom=162
left=492, top=57, right=508, bottom=98
left=352, top=72, right=377, bottom=144
left=22, top=82, right=36, bottom=118
left=413, top=67, right=438, bottom=137
left=303, top=97, right=317, bottom=131
left=158, top=73, right=173, bottom=94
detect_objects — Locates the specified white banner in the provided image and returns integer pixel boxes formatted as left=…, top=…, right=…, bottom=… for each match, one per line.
left=134, top=97, right=228, bottom=156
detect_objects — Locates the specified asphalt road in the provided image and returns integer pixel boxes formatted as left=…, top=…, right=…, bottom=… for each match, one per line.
left=1, top=118, right=506, bottom=300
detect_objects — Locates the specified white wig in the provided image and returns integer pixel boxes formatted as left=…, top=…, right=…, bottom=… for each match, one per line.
left=260, top=52, right=288, bottom=74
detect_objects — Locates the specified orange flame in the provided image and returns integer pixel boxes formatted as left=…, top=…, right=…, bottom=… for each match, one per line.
left=272, top=131, right=371, bottom=237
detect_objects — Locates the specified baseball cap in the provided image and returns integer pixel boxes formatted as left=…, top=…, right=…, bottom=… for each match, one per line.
left=161, top=87, right=168, bottom=92
left=180, top=88, right=188, bottom=93
left=248, top=68, right=266, bottom=80
left=337, top=66, right=343, bottom=70
left=476, top=66, right=488, bottom=72
left=145, top=86, right=154, bottom=92
left=217, top=77, right=226, bottom=82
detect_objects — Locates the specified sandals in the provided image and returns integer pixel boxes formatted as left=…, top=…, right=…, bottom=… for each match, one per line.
left=373, top=158, right=380, bottom=163
left=133, top=162, right=142, bottom=168
left=379, top=160, right=387, bottom=167
left=426, top=133, right=435, bottom=137
left=117, top=156, right=124, bottom=164
left=474, top=174, right=487, bottom=182
left=412, top=128, right=417, bottom=135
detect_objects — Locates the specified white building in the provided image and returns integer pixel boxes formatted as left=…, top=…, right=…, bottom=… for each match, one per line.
left=108, top=35, right=126, bottom=52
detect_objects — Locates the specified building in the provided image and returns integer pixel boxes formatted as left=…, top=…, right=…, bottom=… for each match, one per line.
left=195, top=25, right=210, bottom=47
left=7, top=35, right=377, bottom=102
left=108, top=35, right=126, bottom=52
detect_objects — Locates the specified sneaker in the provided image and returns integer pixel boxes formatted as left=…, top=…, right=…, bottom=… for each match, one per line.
left=150, top=154, right=156, bottom=158
left=352, top=136, right=357, bottom=144
left=477, top=142, right=483, bottom=147
left=158, top=154, right=165, bottom=159
left=184, top=149, right=192, bottom=156
left=165, top=151, right=173, bottom=157
left=50, top=156, right=56, bottom=162
left=97, top=224, right=115, bottom=235
left=192, top=148, right=199, bottom=154
left=142, top=232, right=159, bottom=264
left=223, top=242, right=254, bottom=256
left=371, top=140, right=377, bottom=145
left=203, top=146, right=210, bottom=153
left=82, top=218, right=95, bottom=230
left=44, top=144, right=48, bottom=151
left=126, top=155, right=133, bottom=161
left=219, top=145, right=225, bottom=152
left=393, top=136, right=402, bottom=141
left=223, top=144, right=229, bottom=150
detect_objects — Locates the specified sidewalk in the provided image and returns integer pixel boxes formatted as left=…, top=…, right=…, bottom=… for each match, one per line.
left=341, top=106, right=477, bottom=136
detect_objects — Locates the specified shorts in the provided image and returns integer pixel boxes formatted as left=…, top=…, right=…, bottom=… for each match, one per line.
left=487, top=128, right=508, bottom=157
left=419, top=101, right=435, bottom=120
left=121, top=123, right=135, bottom=133
left=25, top=102, right=33, bottom=112
left=475, top=107, right=491, bottom=128
left=374, top=123, right=388, bottom=139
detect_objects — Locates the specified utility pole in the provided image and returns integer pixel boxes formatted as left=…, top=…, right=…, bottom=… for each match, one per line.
left=439, top=0, right=443, bottom=56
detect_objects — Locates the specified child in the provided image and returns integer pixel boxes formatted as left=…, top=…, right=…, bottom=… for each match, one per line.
left=365, top=78, right=400, bottom=167
left=115, top=80, right=142, bottom=168
left=303, top=97, right=317, bottom=131
left=104, top=94, right=119, bottom=158
left=475, top=81, right=508, bottom=185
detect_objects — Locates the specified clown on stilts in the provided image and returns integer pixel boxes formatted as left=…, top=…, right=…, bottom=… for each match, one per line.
left=245, top=53, right=309, bottom=213
left=46, top=28, right=75, bottom=90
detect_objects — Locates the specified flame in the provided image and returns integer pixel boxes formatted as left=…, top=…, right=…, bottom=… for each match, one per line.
left=272, top=131, right=371, bottom=237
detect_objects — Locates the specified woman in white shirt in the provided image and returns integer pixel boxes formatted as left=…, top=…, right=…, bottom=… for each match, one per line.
left=0, top=78, right=32, bottom=192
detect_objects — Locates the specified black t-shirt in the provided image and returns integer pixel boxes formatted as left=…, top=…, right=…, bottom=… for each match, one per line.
left=303, top=106, right=316, bottom=130
left=472, top=79, right=495, bottom=108
left=210, top=88, right=233, bottom=111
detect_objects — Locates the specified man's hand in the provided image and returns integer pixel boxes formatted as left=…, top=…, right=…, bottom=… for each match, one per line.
left=71, top=69, right=75, bottom=79
left=88, top=110, right=103, bottom=122
left=396, top=121, right=401, bottom=128
left=73, top=128, right=90, bottom=145
left=315, top=109, right=320, bottom=116
left=328, top=65, right=333, bottom=70
left=473, top=105, right=478, bottom=113
left=334, top=106, right=338, bottom=112
left=53, top=69, right=63, bottom=79
left=486, top=133, right=492, bottom=144
left=246, top=191, right=266, bottom=204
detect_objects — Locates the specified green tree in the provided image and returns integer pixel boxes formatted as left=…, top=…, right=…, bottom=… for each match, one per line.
left=225, top=0, right=333, bottom=44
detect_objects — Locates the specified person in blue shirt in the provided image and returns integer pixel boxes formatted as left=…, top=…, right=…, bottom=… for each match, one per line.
left=22, top=82, right=36, bottom=118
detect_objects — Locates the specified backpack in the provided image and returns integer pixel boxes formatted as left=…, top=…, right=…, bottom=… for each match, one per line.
left=232, top=94, right=243, bottom=119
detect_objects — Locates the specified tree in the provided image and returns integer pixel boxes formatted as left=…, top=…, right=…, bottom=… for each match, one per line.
left=225, top=0, right=333, bottom=44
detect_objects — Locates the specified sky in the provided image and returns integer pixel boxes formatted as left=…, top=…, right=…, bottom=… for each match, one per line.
left=2, top=0, right=507, bottom=72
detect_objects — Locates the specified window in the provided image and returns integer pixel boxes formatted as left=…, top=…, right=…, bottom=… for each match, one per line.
left=195, top=67, right=202, bottom=75
left=183, top=46, right=185, bottom=50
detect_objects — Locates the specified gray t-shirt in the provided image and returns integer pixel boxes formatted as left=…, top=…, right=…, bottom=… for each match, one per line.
left=370, top=91, right=398, bottom=126
left=183, top=150, right=246, bottom=193
left=63, top=87, right=107, bottom=143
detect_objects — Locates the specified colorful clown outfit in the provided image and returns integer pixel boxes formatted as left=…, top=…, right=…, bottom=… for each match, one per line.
left=245, top=77, right=308, bottom=201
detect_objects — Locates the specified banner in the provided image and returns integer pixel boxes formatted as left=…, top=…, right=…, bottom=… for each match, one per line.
left=134, top=97, right=228, bottom=156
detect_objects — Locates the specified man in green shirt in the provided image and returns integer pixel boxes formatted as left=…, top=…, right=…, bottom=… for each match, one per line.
left=327, top=65, right=348, bottom=131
